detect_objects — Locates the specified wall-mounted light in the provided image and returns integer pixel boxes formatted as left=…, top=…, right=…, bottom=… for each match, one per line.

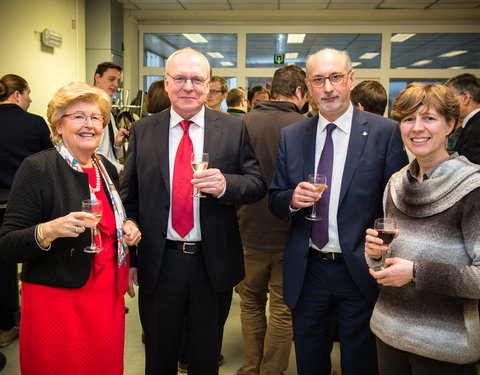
left=41, top=28, right=62, bottom=48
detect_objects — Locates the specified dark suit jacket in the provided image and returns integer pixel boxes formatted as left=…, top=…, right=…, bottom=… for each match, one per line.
left=269, top=108, right=408, bottom=308
left=121, top=107, right=266, bottom=294
left=454, top=110, right=480, bottom=164
left=0, top=104, right=52, bottom=190
left=0, top=150, right=119, bottom=288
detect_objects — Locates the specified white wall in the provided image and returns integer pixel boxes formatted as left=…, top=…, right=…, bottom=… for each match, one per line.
left=0, top=0, right=86, bottom=118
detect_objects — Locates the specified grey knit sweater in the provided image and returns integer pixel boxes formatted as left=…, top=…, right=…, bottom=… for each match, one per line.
left=366, top=155, right=480, bottom=364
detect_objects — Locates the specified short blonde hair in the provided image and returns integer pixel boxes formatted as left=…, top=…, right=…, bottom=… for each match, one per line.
left=47, top=81, right=111, bottom=145
left=391, top=83, right=460, bottom=135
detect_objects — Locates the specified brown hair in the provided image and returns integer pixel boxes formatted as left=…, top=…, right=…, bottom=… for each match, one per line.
left=391, top=83, right=460, bottom=135
left=270, top=65, right=307, bottom=100
left=350, top=80, right=387, bottom=116
left=226, top=88, right=246, bottom=107
left=145, top=80, right=170, bottom=114
left=47, top=81, right=111, bottom=145
left=0, top=74, right=29, bottom=102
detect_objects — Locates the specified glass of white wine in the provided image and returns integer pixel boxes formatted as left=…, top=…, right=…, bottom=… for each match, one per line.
left=82, top=199, right=103, bottom=253
left=191, top=152, right=209, bottom=198
left=305, top=173, right=327, bottom=221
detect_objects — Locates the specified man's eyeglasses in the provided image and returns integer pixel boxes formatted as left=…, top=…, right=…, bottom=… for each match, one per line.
left=309, top=71, right=351, bottom=88
left=208, top=89, right=225, bottom=95
left=62, top=112, right=104, bottom=126
left=166, top=73, right=207, bottom=88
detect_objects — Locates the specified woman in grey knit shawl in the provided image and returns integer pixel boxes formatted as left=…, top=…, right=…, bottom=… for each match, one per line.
left=365, top=83, right=480, bottom=375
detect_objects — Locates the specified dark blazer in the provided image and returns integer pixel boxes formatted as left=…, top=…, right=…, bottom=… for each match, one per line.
left=121, top=107, right=266, bottom=294
left=269, top=108, right=408, bottom=308
left=0, top=104, right=52, bottom=190
left=454, top=110, right=480, bottom=164
left=0, top=150, right=119, bottom=288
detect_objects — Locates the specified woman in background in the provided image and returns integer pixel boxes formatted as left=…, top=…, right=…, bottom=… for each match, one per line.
left=145, top=79, right=170, bottom=115
left=365, top=83, right=480, bottom=375
left=0, top=81, right=141, bottom=375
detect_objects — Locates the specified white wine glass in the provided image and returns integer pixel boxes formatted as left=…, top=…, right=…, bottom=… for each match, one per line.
left=191, top=152, right=209, bottom=198
left=305, top=174, right=327, bottom=221
left=372, top=217, right=396, bottom=270
left=82, top=199, right=103, bottom=253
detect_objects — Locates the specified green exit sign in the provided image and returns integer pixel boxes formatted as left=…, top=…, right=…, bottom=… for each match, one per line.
left=274, top=53, right=285, bottom=65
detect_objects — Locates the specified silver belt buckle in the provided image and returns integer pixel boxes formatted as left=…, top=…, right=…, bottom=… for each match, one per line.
left=182, top=242, right=196, bottom=254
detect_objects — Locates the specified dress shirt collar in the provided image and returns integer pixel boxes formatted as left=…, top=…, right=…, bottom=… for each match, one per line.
left=169, top=106, right=206, bottom=129
left=461, top=108, right=480, bottom=128
left=316, top=103, right=353, bottom=136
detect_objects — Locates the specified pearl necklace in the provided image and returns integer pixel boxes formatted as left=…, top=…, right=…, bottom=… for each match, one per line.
left=89, top=157, right=101, bottom=193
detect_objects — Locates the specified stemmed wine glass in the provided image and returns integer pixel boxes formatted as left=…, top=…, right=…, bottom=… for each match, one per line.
left=82, top=199, right=103, bottom=253
left=305, top=173, right=327, bottom=221
left=372, top=217, right=396, bottom=270
left=191, top=152, right=209, bottom=198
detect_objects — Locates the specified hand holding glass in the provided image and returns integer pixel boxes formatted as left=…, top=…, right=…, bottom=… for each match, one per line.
left=82, top=199, right=103, bottom=253
left=191, top=153, right=209, bottom=198
left=372, top=218, right=396, bottom=270
left=305, top=174, right=327, bottom=221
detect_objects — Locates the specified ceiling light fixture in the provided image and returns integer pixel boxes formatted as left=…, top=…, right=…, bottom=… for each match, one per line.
left=285, top=53, right=299, bottom=59
left=391, top=33, right=416, bottom=42
left=448, top=66, right=465, bottom=70
left=359, top=53, right=379, bottom=60
left=220, top=61, right=234, bottom=66
left=439, top=50, right=468, bottom=58
left=182, top=34, right=208, bottom=43
left=352, top=62, right=362, bottom=67
left=207, top=52, right=224, bottom=58
left=411, top=60, right=432, bottom=66
left=287, top=34, right=306, bottom=44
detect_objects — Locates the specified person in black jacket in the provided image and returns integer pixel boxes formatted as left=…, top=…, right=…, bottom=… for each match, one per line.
left=0, top=81, right=141, bottom=375
left=0, top=74, right=52, bottom=348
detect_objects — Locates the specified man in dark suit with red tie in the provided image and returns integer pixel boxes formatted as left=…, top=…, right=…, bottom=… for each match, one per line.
left=269, top=48, right=408, bottom=375
left=121, top=48, right=266, bottom=374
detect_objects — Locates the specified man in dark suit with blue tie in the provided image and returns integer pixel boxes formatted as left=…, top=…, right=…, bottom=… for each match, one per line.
left=269, top=48, right=408, bottom=375
left=121, top=48, right=266, bottom=374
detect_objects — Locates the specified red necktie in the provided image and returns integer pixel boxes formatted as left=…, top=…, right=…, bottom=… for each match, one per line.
left=172, top=120, right=194, bottom=238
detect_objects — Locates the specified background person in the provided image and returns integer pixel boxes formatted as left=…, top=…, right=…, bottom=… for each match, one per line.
left=236, top=64, right=307, bottom=375
left=121, top=47, right=266, bottom=374
left=145, top=80, right=170, bottom=115
left=365, top=83, right=480, bottom=375
left=206, top=75, right=228, bottom=112
left=226, top=88, right=248, bottom=117
left=0, top=81, right=141, bottom=375
left=248, top=86, right=271, bottom=110
left=94, top=62, right=129, bottom=172
left=0, top=74, right=52, bottom=348
left=269, top=48, right=408, bottom=375
left=350, top=80, right=388, bottom=116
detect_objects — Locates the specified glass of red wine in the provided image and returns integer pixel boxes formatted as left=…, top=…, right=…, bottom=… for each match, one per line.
left=373, top=217, right=396, bottom=270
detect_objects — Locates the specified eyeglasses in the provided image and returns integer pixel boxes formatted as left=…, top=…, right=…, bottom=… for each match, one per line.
left=208, top=89, right=225, bottom=95
left=166, top=73, right=207, bottom=88
left=62, top=112, right=104, bottom=126
left=308, top=71, right=351, bottom=88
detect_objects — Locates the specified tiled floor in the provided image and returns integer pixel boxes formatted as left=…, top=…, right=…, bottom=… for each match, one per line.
left=1, top=289, right=342, bottom=374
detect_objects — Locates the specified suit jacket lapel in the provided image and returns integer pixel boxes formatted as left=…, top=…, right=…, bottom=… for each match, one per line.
left=339, top=108, right=369, bottom=205
left=152, top=110, right=171, bottom=195
left=203, top=108, right=222, bottom=167
left=303, top=116, right=318, bottom=181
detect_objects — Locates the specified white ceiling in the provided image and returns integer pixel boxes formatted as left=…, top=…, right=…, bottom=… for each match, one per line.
left=117, top=0, right=480, bottom=11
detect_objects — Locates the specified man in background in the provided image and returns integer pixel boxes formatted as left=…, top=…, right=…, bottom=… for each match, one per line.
left=269, top=48, right=408, bottom=375
left=226, top=88, right=248, bottom=117
left=248, top=86, right=271, bottom=110
left=350, top=80, right=387, bottom=116
left=206, top=76, right=228, bottom=112
left=94, top=61, right=128, bottom=172
left=237, top=65, right=307, bottom=375
left=445, top=73, right=480, bottom=164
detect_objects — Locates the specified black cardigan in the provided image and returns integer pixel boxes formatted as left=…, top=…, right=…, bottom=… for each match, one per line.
left=0, top=149, right=119, bottom=288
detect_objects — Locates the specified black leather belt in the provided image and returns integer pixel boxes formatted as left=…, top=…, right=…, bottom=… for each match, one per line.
left=309, top=247, right=343, bottom=261
left=166, top=240, right=202, bottom=255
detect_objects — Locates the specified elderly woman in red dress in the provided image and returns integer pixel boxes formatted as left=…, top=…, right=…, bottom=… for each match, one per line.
left=0, top=81, right=141, bottom=375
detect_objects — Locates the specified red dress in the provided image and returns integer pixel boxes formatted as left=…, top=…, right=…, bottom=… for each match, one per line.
left=19, top=168, right=128, bottom=375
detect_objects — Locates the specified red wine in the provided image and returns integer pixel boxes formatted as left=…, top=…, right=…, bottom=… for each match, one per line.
left=377, top=230, right=396, bottom=244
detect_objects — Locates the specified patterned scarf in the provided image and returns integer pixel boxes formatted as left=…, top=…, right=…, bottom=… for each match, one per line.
left=55, top=142, right=129, bottom=267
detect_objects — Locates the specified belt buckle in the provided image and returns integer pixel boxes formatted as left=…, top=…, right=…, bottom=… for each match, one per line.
left=182, top=242, right=196, bottom=254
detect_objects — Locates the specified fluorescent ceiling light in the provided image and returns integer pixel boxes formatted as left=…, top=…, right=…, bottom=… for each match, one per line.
left=439, top=50, right=468, bottom=58
left=285, top=53, right=299, bottom=59
left=352, top=62, right=362, bottom=67
left=287, top=34, right=305, bottom=44
left=359, top=52, right=379, bottom=60
left=411, top=60, right=432, bottom=66
left=391, top=33, right=416, bottom=42
left=449, top=66, right=465, bottom=70
left=207, top=52, right=224, bottom=58
left=220, top=61, right=234, bottom=66
left=395, top=67, right=407, bottom=69
left=182, top=34, right=208, bottom=43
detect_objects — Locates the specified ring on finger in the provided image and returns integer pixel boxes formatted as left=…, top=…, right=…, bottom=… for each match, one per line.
left=74, top=226, right=78, bottom=233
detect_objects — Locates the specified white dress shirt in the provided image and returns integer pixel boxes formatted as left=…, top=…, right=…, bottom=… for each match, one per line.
left=310, top=104, right=353, bottom=253
left=167, top=107, right=205, bottom=241
left=461, top=108, right=480, bottom=128
left=97, top=114, right=124, bottom=173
